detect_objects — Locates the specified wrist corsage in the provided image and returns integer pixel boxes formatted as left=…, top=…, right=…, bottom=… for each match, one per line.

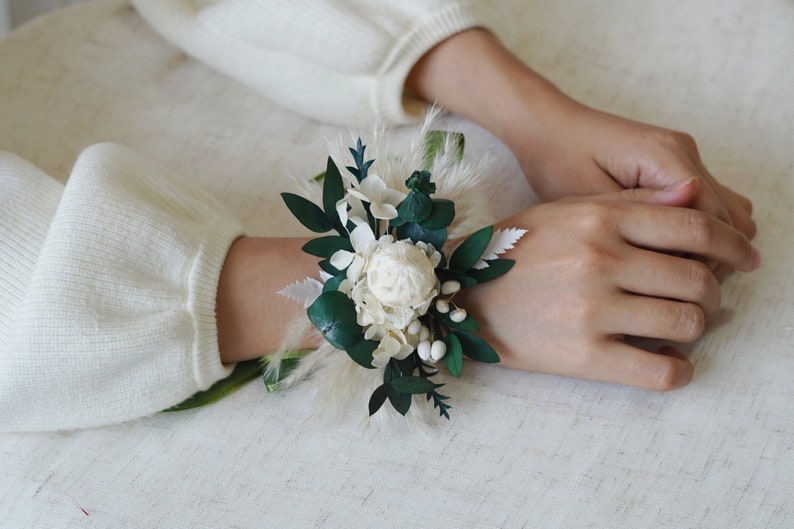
left=274, top=126, right=525, bottom=422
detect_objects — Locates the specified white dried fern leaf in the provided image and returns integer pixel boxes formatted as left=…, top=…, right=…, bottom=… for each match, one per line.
left=472, top=228, right=527, bottom=269
left=278, top=277, right=323, bottom=308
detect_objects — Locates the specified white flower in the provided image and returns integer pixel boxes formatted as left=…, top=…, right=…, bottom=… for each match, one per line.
left=329, top=221, right=376, bottom=282
left=348, top=174, right=407, bottom=220
left=366, top=240, right=438, bottom=310
left=372, top=330, right=415, bottom=368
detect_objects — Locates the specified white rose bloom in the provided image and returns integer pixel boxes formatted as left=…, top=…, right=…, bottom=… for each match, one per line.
left=366, top=240, right=439, bottom=310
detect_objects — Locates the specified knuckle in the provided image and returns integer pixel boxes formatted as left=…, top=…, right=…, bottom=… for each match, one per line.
left=686, top=210, right=715, bottom=247
left=575, top=202, right=614, bottom=234
left=572, top=242, right=615, bottom=279
left=673, top=304, right=706, bottom=342
left=685, top=261, right=715, bottom=301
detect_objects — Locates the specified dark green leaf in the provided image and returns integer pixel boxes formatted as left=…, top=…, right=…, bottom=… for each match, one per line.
left=421, top=199, right=455, bottom=230
left=452, top=330, right=500, bottom=364
left=318, top=259, right=343, bottom=276
left=388, top=387, right=412, bottom=415
left=391, top=376, right=441, bottom=394
left=437, top=309, right=480, bottom=332
left=322, top=157, right=345, bottom=232
left=405, top=170, right=436, bottom=194
left=449, top=226, right=493, bottom=272
left=428, top=390, right=452, bottom=419
left=345, top=339, right=377, bottom=369
left=444, top=333, right=464, bottom=377
left=396, top=222, right=447, bottom=249
left=368, top=384, right=390, bottom=416
left=307, top=291, right=361, bottom=350
left=467, top=259, right=516, bottom=284
left=301, top=236, right=353, bottom=258
left=423, top=130, right=465, bottom=170
left=164, top=359, right=262, bottom=411
left=281, top=192, right=333, bottom=233
left=396, top=191, right=432, bottom=223
left=436, top=269, right=477, bottom=289
left=384, top=359, right=401, bottom=384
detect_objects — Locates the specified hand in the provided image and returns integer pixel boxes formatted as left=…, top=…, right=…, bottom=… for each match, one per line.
left=406, top=29, right=756, bottom=245
left=456, top=185, right=760, bottom=391
left=510, top=99, right=757, bottom=242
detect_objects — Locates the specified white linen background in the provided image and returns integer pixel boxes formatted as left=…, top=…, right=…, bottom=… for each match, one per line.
left=0, top=1, right=792, bottom=528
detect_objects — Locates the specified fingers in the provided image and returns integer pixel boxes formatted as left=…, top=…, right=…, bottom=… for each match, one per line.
left=618, top=205, right=760, bottom=272
left=585, top=340, right=694, bottom=391
left=614, top=250, right=721, bottom=318
left=718, top=182, right=757, bottom=239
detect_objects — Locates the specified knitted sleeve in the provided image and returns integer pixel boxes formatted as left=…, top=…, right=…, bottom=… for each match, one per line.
left=130, top=0, right=509, bottom=125
left=0, top=144, right=243, bottom=431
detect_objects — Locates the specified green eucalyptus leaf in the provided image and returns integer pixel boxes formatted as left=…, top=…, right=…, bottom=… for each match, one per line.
left=421, top=199, right=455, bottom=230
left=452, top=330, right=500, bottom=364
left=396, top=222, right=447, bottom=249
left=444, top=333, right=464, bottom=378
left=323, top=157, right=345, bottom=232
left=164, top=359, right=263, bottom=411
left=449, top=226, right=493, bottom=272
left=423, top=130, right=465, bottom=170
left=391, top=376, right=441, bottom=395
left=467, top=259, right=516, bottom=284
left=322, top=273, right=346, bottom=293
left=301, top=236, right=353, bottom=258
left=281, top=192, right=333, bottom=233
left=368, top=384, right=390, bottom=416
left=397, top=191, right=432, bottom=223
left=307, top=291, right=361, bottom=350
left=437, top=309, right=480, bottom=332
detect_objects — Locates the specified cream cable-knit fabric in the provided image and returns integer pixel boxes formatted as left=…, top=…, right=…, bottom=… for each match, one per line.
left=0, top=144, right=241, bottom=431
left=0, top=1, right=504, bottom=431
left=131, top=0, right=507, bottom=125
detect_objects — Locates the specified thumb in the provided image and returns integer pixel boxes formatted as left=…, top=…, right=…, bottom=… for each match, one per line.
left=611, top=177, right=698, bottom=206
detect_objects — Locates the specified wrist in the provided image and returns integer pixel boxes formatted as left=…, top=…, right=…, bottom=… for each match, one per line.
left=215, top=236, right=319, bottom=363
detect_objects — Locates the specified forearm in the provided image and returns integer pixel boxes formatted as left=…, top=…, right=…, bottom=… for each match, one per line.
left=406, top=29, right=576, bottom=153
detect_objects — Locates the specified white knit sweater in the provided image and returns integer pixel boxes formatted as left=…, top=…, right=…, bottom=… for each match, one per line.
left=0, top=0, right=505, bottom=431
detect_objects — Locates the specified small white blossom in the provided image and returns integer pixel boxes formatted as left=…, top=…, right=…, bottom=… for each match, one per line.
left=347, top=174, right=407, bottom=220
left=372, top=331, right=415, bottom=368
left=329, top=221, right=376, bottom=282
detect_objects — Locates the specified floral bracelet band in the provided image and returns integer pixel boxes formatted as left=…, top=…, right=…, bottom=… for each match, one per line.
left=275, top=126, right=525, bottom=422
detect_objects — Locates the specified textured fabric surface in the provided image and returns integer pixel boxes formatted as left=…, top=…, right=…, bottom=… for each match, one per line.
left=1, top=0, right=792, bottom=527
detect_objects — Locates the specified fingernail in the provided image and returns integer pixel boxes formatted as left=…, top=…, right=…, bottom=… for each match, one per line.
left=670, top=177, right=698, bottom=191
left=750, top=245, right=762, bottom=269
